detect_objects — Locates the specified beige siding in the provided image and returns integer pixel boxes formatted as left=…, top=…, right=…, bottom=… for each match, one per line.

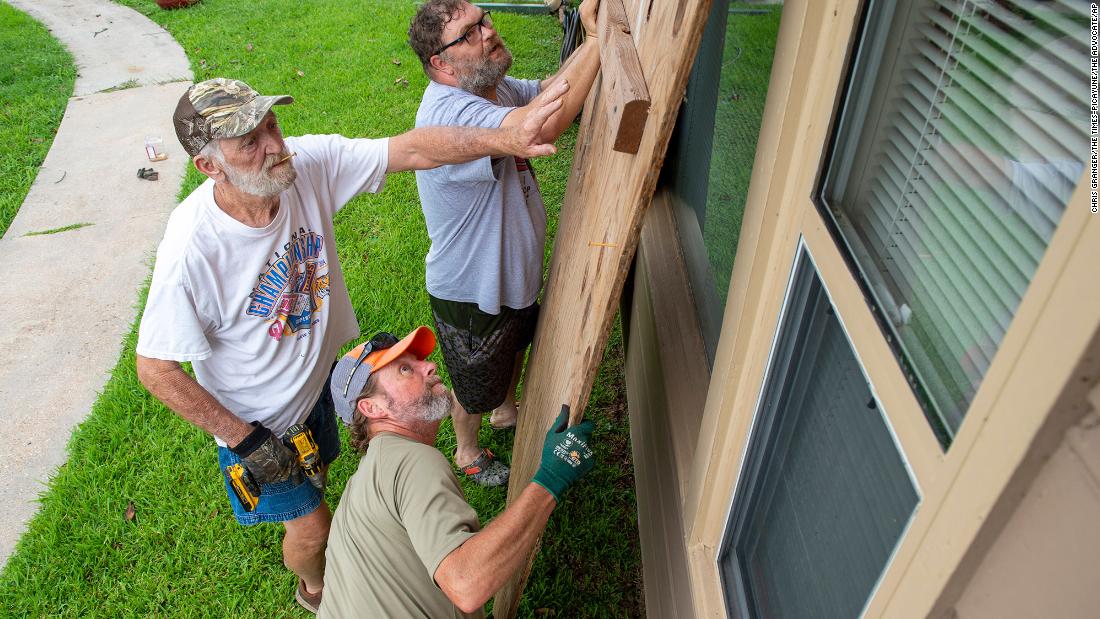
left=625, top=237, right=691, bottom=618
left=954, top=408, right=1100, bottom=619
left=624, top=195, right=713, bottom=617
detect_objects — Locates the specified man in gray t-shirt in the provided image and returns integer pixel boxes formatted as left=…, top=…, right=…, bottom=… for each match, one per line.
left=407, top=0, right=602, bottom=486
left=319, top=327, right=596, bottom=617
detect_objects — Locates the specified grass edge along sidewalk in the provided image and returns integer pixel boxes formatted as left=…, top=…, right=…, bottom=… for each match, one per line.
left=0, top=1, right=77, bottom=237
left=0, top=0, right=642, bottom=616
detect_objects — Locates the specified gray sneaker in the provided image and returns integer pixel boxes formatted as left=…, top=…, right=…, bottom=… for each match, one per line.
left=457, top=448, right=510, bottom=487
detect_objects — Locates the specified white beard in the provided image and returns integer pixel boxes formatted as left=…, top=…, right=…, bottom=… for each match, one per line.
left=222, top=154, right=297, bottom=198
left=390, top=386, right=454, bottom=423
left=416, top=389, right=454, bottom=422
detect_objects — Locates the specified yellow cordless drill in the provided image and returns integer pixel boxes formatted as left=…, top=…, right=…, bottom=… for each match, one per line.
left=283, top=424, right=326, bottom=489
left=225, top=463, right=260, bottom=512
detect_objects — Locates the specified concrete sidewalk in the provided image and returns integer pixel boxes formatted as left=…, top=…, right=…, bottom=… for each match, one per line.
left=0, top=0, right=192, bottom=566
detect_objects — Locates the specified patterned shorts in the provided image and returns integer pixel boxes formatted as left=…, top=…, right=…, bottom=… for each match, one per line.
left=429, top=295, right=539, bottom=414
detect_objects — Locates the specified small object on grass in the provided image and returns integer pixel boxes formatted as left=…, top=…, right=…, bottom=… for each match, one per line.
left=124, top=502, right=136, bottom=522
left=394, top=76, right=409, bottom=87
left=155, top=0, right=199, bottom=9
left=391, top=58, right=401, bottom=65
left=137, top=167, right=159, bottom=181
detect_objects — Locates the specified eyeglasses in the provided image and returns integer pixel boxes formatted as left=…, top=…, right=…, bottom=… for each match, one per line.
left=434, top=10, right=493, bottom=56
left=341, top=332, right=400, bottom=397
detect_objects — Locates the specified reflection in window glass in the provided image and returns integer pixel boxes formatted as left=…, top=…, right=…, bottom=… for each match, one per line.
left=703, top=6, right=782, bottom=307
left=720, top=252, right=919, bottom=618
left=820, top=0, right=1088, bottom=441
left=662, top=2, right=782, bottom=365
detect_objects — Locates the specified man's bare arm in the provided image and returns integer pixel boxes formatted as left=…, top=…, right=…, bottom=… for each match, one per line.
left=433, top=484, right=557, bottom=613
left=135, top=354, right=252, bottom=447
left=434, top=408, right=596, bottom=613
left=504, top=0, right=602, bottom=143
left=386, top=80, right=568, bottom=173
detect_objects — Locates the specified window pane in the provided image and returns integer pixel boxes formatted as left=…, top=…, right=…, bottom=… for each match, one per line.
left=720, top=253, right=919, bottom=618
left=820, top=0, right=1088, bottom=440
left=661, top=1, right=783, bottom=364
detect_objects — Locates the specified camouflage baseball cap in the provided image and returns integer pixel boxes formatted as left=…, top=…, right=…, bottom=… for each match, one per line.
left=173, top=78, right=294, bottom=157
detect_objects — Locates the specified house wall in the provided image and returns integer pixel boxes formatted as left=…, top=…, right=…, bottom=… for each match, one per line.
left=625, top=191, right=711, bottom=617
left=623, top=0, right=1100, bottom=616
left=953, top=405, right=1100, bottom=619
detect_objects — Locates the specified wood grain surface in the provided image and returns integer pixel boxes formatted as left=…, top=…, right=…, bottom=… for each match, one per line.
left=490, top=0, right=716, bottom=614
left=598, top=0, right=650, bottom=153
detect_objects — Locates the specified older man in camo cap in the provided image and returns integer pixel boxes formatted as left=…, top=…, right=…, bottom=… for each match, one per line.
left=134, top=76, right=567, bottom=613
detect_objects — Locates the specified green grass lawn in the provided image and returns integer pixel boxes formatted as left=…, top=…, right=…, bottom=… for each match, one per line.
left=0, top=1, right=76, bottom=237
left=0, top=0, right=641, bottom=616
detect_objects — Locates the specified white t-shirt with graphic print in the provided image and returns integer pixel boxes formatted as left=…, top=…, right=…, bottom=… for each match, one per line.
left=137, top=134, right=387, bottom=446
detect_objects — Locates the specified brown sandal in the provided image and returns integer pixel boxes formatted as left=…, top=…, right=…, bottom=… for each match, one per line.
left=295, top=578, right=322, bottom=614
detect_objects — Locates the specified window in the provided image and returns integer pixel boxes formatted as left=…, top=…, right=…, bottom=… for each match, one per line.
left=661, top=0, right=783, bottom=365
left=720, top=249, right=919, bottom=618
left=819, top=0, right=1089, bottom=442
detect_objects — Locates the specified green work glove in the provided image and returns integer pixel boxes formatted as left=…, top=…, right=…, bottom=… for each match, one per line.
left=532, top=405, right=596, bottom=502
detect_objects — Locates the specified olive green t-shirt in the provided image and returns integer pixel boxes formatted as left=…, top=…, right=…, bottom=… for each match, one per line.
left=319, top=433, right=483, bottom=619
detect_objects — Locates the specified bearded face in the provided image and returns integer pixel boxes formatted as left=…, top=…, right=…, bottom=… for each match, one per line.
left=388, top=376, right=454, bottom=423
left=220, top=152, right=297, bottom=198
left=444, top=44, right=513, bottom=97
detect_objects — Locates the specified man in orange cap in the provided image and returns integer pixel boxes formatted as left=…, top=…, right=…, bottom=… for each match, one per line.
left=320, top=327, right=596, bottom=618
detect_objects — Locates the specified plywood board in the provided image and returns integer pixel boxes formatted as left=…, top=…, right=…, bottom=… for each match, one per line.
left=491, top=0, right=716, bottom=615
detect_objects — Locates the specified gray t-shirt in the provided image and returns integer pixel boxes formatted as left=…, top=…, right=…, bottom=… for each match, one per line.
left=415, top=77, right=545, bottom=314
left=319, top=434, right=484, bottom=619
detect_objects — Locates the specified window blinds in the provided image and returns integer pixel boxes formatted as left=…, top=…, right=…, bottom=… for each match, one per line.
left=823, top=0, right=1088, bottom=438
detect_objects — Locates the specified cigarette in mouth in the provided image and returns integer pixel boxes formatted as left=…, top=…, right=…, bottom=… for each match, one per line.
left=275, top=152, right=296, bottom=165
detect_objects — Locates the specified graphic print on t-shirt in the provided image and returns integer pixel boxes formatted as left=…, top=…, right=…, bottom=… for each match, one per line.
left=245, top=227, right=331, bottom=342
left=515, top=157, right=536, bottom=203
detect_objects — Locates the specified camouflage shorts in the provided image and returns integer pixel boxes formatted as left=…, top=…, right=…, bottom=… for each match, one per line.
left=429, top=295, right=539, bottom=414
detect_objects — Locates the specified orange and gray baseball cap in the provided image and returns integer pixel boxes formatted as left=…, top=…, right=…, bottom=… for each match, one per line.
left=330, top=326, right=438, bottom=424
left=173, top=77, right=294, bottom=157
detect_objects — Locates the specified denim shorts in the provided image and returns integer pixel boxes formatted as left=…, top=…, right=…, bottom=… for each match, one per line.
left=217, top=385, right=341, bottom=526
